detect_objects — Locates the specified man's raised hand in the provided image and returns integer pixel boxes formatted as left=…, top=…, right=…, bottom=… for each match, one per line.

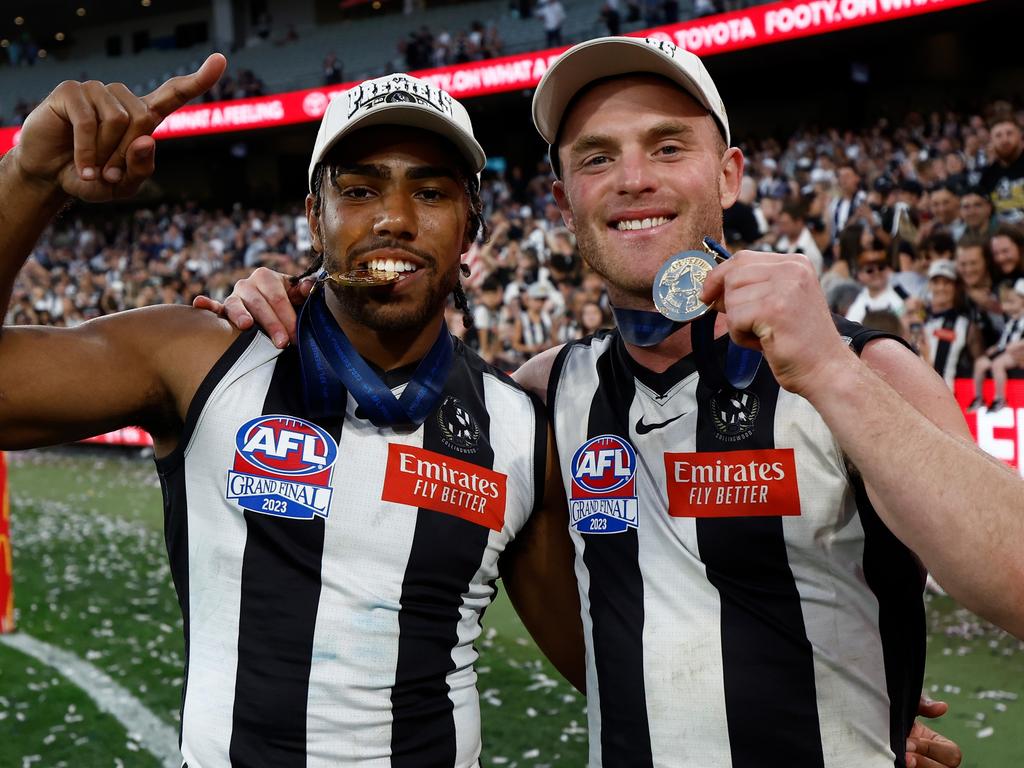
left=12, top=53, right=227, bottom=202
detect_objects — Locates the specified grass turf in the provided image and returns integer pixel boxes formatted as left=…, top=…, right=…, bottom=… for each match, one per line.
left=1, top=447, right=1021, bottom=766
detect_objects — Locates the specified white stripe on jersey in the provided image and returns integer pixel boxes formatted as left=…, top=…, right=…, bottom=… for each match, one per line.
left=773, top=391, right=893, bottom=761
left=179, top=333, right=279, bottom=767
left=168, top=332, right=540, bottom=767
left=551, top=331, right=918, bottom=768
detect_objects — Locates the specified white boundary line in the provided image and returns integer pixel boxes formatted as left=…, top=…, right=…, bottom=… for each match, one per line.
left=0, top=631, right=182, bottom=768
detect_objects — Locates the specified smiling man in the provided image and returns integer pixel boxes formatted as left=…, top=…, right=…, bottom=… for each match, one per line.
left=210, top=37, right=1024, bottom=768
left=0, top=65, right=581, bottom=767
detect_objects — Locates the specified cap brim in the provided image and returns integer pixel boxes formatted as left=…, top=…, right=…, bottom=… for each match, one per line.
left=532, top=37, right=718, bottom=145
left=312, top=102, right=486, bottom=179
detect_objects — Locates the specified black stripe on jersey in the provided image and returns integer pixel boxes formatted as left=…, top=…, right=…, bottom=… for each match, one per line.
left=694, top=351, right=825, bottom=768
left=155, top=327, right=260, bottom=745
left=583, top=339, right=654, bottom=767
left=931, top=315, right=954, bottom=380
left=228, top=346, right=336, bottom=768
left=391, top=345, right=495, bottom=767
left=854, top=477, right=926, bottom=768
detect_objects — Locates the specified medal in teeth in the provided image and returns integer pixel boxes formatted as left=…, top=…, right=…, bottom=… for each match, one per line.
left=327, top=258, right=420, bottom=287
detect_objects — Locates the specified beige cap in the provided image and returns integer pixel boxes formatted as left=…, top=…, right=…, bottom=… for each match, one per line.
left=308, top=73, right=485, bottom=191
left=928, top=259, right=958, bottom=282
left=532, top=36, right=730, bottom=174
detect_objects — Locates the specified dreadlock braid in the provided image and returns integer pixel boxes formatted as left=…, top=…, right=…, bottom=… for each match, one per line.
left=453, top=280, right=474, bottom=331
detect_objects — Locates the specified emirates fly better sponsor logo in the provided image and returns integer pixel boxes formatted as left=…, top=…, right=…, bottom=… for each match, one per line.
left=381, top=444, right=507, bottom=531
left=664, top=448, right=801, bottom=517
left=569, top=435, right=639, bottom=534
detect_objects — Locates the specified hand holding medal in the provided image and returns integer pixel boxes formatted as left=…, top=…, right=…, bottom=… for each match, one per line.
left=652, top=237, right=763, bottom=391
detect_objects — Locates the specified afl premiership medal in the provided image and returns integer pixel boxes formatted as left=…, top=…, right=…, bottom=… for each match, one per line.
left=652, top=248, right=719, bottom=322
left=323, top=268, right=402, bottom=287
left=653, top=237, right=762, bottom=390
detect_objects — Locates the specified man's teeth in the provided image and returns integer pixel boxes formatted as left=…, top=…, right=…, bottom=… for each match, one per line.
left=366, top=258, right=419, bottom=273
left=615, top=216, right=671, bottom=231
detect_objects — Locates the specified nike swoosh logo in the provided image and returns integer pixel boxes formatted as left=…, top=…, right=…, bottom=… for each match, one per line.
left=635, top=413, right=685, bottom=435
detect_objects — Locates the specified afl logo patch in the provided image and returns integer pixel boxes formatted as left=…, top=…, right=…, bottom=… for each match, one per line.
left=711, top=389, right=760, bottom=442
left=437, top=396, right=480, bottom=454
left=568, top=435, right=639, bottom=535
left=225, top=416, right=338, bottom=520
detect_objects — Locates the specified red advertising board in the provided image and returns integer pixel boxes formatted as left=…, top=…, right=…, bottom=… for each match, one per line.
left=955, top=378, right=1024, bottom=477
left=0, top=0, right=985, bottom=154
left=0, top=451, right=14, bottom=633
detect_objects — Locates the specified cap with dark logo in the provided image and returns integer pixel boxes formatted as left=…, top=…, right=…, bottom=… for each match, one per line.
left=308, top=73, right=485, bottom=190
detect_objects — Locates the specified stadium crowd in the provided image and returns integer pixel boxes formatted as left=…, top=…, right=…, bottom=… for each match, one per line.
left=7, top=99, right=1024, bottom=405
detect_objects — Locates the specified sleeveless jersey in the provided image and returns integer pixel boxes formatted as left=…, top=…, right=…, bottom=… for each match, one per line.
left=924, top=309, right=972, bottom=386
left=156, top=328, right=546, bottom=768
left=547, top=321, right=925, bottom=768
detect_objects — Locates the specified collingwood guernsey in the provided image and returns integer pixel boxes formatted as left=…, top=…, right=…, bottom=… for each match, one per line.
left=156, top=327, right=545, bottom=768
left=547, top=320, right=925, bottom=768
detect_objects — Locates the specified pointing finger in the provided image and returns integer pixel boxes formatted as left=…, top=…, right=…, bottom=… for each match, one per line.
left=142, top=53, right=227, bottom=120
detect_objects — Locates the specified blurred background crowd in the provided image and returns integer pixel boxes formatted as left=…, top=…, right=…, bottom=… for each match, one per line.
left=7, top=98, right=1024, bottom=407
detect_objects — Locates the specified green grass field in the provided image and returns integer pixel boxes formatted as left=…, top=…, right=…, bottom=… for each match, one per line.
left=1, top=448, right=1021, bottom=767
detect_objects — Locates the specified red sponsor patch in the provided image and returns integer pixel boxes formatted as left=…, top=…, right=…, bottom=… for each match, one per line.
left=382, top=443, right=507, bottom=531
left=932, top=327, right=957, bottom=343
left=664, top=448, right=800, bottom=518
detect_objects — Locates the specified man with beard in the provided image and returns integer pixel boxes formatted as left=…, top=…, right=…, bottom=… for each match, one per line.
left=206, top=40, right=1023, bottom=768
left=980, top=113, right=1024, bottom=225
left=0, top=64, right=582, bottom=767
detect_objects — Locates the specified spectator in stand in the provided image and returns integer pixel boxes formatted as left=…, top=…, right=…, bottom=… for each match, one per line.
left=960, top=187, right=998, bottom=241
left=600, top=0, right=621, bottom=36
left=538, top=0, right=567, bottom=47
left=774, top=201, right=823, bottom=275
left=892, top=240, right=929, bottom=300
left=827, top=162, right=868, bottom=255
left=906, top=260, right=982, bottom=388
left=512, top=282, right=554, bottom=361
left=990, top=224, right=1024, bottom=283
left=921, top=230, right=957, bottom=264
left=956, top=233, right=1003, bottom=348
left=969, top=278, right=1024, bottom=412
left=926, top=183, right=966, bottom=242
left=322, top=52, right=343, bottom=85
left=944, top=150, right=970, bottom=194
left=980, top=112, right=1024, bottom=225
left=845, top=237, right=905, bottom=322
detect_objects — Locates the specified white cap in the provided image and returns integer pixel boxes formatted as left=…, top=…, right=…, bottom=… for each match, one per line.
left=532, top=36, right=730, bottom=175
left=928, top=259, right=958, bottom=282
left=308, top=73, right=485, bottom=191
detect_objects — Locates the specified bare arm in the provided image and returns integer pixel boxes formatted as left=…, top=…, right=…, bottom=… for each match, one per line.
left=0, top=56, right=232, bottom=454
left=499, top=425, right=585, bottom=692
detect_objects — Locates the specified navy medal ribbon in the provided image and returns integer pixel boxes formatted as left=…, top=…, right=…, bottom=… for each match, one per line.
left=297, top=286, right=453, bottom=428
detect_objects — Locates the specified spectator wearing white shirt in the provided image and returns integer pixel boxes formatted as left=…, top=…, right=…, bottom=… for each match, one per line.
left=846, top=239, right=905, bottom=323
left=539, top=0, right=567, bottom=46
left=775, top=202, right=823, bottom=276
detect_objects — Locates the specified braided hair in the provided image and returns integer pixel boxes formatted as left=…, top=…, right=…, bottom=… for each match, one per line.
left=297, top=161, right=488, bottom=332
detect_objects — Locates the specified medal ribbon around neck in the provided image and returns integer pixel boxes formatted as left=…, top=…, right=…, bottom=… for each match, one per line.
left=297, top=285, right=454, bottom=428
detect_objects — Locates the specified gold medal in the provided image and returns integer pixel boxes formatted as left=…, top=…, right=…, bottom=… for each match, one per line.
left=325, top=269, right=402, bottom=287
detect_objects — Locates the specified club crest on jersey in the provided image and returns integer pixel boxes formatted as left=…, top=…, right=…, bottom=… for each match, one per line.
left=711, top=389, right=760, bottom=442
left=226, top=416, right=339, bottom=520
left=568, top=435, right=639, bottom=535
left=437, top=396, right=480, bottom=454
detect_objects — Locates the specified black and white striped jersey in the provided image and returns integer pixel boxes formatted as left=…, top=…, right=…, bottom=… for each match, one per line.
left=156, top=327, right=545, bottom=768
left=924, top=309, right=972, bottom=386
left=547, top=322, right=925, bottom=768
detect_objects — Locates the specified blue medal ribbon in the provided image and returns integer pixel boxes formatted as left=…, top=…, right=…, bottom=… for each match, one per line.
left=297, top=286, right=453, bottom=428
left=612, top=306, right=685, bottom=347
